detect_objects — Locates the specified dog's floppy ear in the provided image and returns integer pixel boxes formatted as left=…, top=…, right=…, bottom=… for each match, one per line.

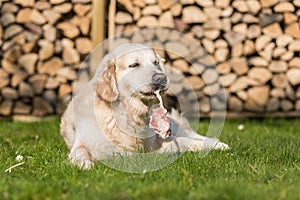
left=95, top=63, right=119, bottom=102
left=156, top=54, right=166, bottom=64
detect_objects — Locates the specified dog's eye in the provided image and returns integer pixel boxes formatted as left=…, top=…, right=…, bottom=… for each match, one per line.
left=154, top=59, right=159, bottom=65
left=129, top=63, right=140, bottom=68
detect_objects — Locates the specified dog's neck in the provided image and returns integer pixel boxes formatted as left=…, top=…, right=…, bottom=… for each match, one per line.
left=113, top=96, right=159, bottom=130
left=95, top=94, right=162, bottom=151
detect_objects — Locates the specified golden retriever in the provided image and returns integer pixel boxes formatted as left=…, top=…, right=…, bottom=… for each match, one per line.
left=60, top=44, right=229, bottom=169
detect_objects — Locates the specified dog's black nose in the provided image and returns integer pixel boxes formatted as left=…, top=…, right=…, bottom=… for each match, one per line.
left=151, top=73, right=168, bottom=87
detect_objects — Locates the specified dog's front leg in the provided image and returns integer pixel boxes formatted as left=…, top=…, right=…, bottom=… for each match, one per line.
left=69, top=136, right=94, bottom=170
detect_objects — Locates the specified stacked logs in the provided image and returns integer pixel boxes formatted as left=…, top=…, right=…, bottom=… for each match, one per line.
left=113, top=0, right=300, bottom=116
left=0, top=0, right=92, bottom=117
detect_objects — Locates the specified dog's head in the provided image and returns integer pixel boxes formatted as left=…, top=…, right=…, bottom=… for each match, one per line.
left=95, top=44, right=169, bottom=103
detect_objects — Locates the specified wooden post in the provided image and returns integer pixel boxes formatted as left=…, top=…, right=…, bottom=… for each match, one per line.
left=91, top=0, right=106, bottom=76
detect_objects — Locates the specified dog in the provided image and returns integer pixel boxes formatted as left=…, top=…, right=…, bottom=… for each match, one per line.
left=60, top=43, right=229, bottom=170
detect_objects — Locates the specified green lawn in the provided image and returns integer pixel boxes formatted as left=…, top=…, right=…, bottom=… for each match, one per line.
left=0, top=117, right=299, bottom=200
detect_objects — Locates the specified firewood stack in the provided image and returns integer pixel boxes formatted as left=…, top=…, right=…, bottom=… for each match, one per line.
left=0, top=0, right=92, bottom=117
left=112, top=0, right=300, bottom=117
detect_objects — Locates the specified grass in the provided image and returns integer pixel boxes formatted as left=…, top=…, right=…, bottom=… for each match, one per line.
left=0, top=117, right=299, bottom=200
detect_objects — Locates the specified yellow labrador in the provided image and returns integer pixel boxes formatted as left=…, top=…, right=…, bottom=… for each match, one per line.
left=60, top=44, right=229, bottom=169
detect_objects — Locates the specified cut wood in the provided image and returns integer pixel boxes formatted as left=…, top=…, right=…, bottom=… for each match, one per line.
left=220, top=73, right=237, bottom=87
left=195, top=0, right=213, bottom=7
left=215, top=0, right=229, bottom=8
left=230, top=57, right=248, bottom=75
left=45, top=78, right=60, bottom=89
left=137, top=16, right=158, bottom=27
left=269, top=61, right=288, bottom=72
left=280, top=100, right=293, bottom=111
left=63, top=47, right=80, bottom=64
left=170, top=3, right=182, bottom=17
left=244, top=40, right=255, bottom=55
left=224, top=31, right=245, bottom=46
left=267, top=98, right=279, bottom=111
left=237, top=91, right=248, bottom=101
left=249, top=57, right=268, bottom=67
left=288, top=40, right=300, bottom=51
left=214, top=48, right=228, bottom=62
left=53, top=3, right=72, bottom=14
left=43, top=25, right=57, bottom=41
left=28, top=74, right=47, bottom=94
left=272, top=74, right=288, bottom=88
left=1, top=87, right=18, bottom=100
left=33, top=97, right=53, bottom=116
left=199, top=97, right=211, bottom=113
left=296, top=101, right=300, bottom=111
left=286, top=68, right=300, bottom=85
left=284, top=13, right=297, bottom=25
left=142, top=5, right=162, bottom=15
left=247, top=25, right=261, bottom=39
left=285, top=23, right=300, bottom=39
left=276, top=34, right=293, bottom=47
left=50, top=0, right=66, bottom=4
left=203, top=82, right=220, bottom=96
left=229, top=76, right=260, bottom=92
left=255, top=35, right=272, bottom=51
left=289, top=58, right=300, bottom=68
left=74, top=4, right=91, bottom=16
left=14, top=0, right=35, bottom=7
left=115, top=12, right=133, bottom=24
left=248, top=86, right=270, bottom=106
left=38, top=57, right=63, bottom=76
left=204, top=7, right=221, bottom=19
left=58, top=84, right=72, bottom=98
left=231, top=43, right=243, bottom=57
left=159, top=11, right=174, bottom=28
left=182, top=6, right=207, bottom=24
left=186, top=76, right=205, bottom=90
left=270, top=88, right=285, bottom=98
left=42, top=9, right=62, bottom=24
left=75, top=37, right=93, bottom=54
left=57, top=67, right=77, bottom=80
left=39, top=43, right=54, bottom=61
left=246, top=0, right=261, bottom=14
left=232, top=0, right=249, bottom=12
left=172, top=59, right=189, bottom=72
left=229, top=96, right=243, bottom=111
left=57, top=21, right=80, bottom=39
left=263, top=23, right=283, bottom=38
left=11, top=71, right=28, bottom=88
left=13, top=102, right=31, bottom=114
left=31, top=9, right=47, bottom=25
left=18, top=53, right=38, bottom=74
left=202, top=38, right=214, bottom=53
left=248, top=67, right=272, bottom=84
left=16, top=8, right=32, bottom=24
left=274, top=2, right=295, bottom=12
left=202, top=68, right=219, bottom=85
left=260, top=0, right=278, bottom=8
left=0, top=100, right=13, bottom=116
left=217, top=62, right=231, bottom=74
left=4, top=24, right=23, bottom=39
left=158, top=0, right=175, bottom=10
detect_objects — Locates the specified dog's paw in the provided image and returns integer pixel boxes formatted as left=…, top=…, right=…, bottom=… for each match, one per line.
left=214, top=141, right=230, bottom=151
left=69, top=149, right=94, bottom=170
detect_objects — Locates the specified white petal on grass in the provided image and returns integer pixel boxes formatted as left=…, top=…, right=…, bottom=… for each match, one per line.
left=16, top=155, right=24, bottom=162
left=238, top=124, right=244, bottom=130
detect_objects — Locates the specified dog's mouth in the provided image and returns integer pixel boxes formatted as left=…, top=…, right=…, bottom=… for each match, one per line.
left=140, top=84, right=168, bottom=97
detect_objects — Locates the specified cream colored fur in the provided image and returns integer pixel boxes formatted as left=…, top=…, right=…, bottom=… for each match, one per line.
left=60, top=44, right=229, bottom=169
